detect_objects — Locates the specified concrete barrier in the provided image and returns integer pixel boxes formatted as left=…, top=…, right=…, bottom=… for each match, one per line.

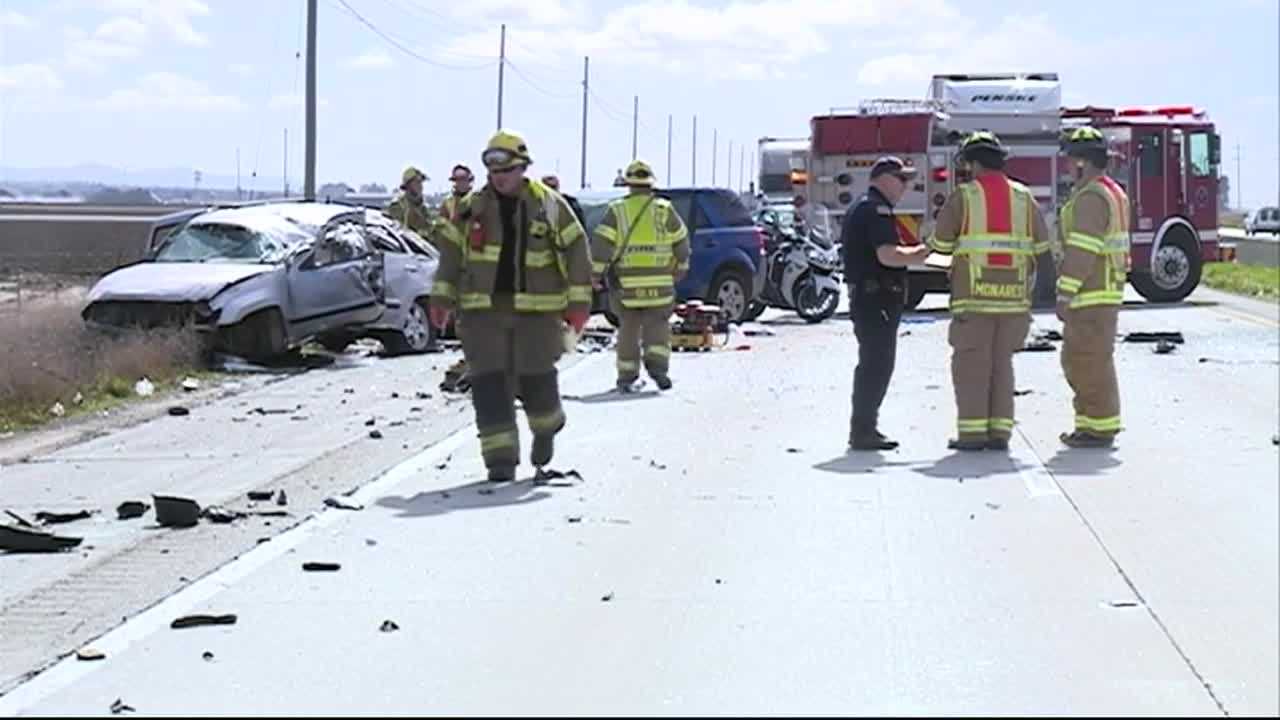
left=1219, top=228, right=1280, bottom=268
left=0, top=204, right=204, bottom=275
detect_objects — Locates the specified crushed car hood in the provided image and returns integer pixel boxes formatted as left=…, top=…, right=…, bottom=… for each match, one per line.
left=85, top=262, right=275, bottom=304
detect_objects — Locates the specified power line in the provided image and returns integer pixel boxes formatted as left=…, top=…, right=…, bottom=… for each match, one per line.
left=330, top=0, right=497, bottom=70
left=504, top=59, right=578, bottom=101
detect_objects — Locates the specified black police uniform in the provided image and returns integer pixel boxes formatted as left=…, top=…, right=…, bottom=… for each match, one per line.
left=841, top=186, right=906, bottom=443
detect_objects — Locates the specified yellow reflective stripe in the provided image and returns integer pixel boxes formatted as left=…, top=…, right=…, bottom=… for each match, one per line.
left=928, top=236, right=956, bottom=253
left=619, top=252, right=672, bottom=268
left=1076, top=415, right=1122, bottom=432
left=1070, top=291, right=1124, bottom=309
left=1057, top=276, right=1084, bottom=292
left=617, top=359, right=640, bottom=371
left=526, top=249, right=555, bottom=268
left=950, top=299, right=1030, bottom=313
left=1032, top=240, right=1052, bottom=254
left=527, top=409, right=566, bottom=434
left=620, top=274, right=675, bottom=289
left=595, top=224, right=619, bottom=242
left=989, top=418, right=1015, bottom=431
left=460, top=293, right=492, bottom=309
left=567, top=285, right=592, bottom=303
left=622, top=296, right=675, bottom=308
left=958, top=419, right=989, bottom=431
left=962, top=183, right=986, bottom=233
left=644, top=345, right=671, bottom=358
left=592, top=261, right=609, bottom=274
left=1010, top=185, right=1031, bottom=238
left=558, top=221, right=585, bottom=247
left=1066, top=232, right=1106, bottom=254
left=514, top=293, right=567, bottom=311
left=469, top=245, right=502, bottom=262
left=480, top=430, right=518, bottom=452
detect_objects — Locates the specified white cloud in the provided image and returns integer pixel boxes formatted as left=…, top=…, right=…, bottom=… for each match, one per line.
left=0, top=10, right=35, bottom=28
left=0, top=64, right=64, bottom=92
left=95, top=16, right=148, bottom=45
left=446, top=0, right=582, bottom=27
left=93, top=0, right=211, bottom=47
left=270, top=93, right=331, bottom=110
left=63, top=26, right=142, bottom=71
left=345, top=49, right=395, bottom=70
left=230, top=63, right=254, bottom=77
left=98, top=72, right=244, bottom=111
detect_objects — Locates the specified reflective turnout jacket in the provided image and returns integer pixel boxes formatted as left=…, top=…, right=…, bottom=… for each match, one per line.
left=1057, top=173, right=1131, bottom=309
left=590, top=193, right=691, bottom=309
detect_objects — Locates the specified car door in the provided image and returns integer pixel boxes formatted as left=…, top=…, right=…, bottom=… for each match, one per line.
left=285, top=215, right=386, bottom=339
left=367, top=221, right=434, bottom=315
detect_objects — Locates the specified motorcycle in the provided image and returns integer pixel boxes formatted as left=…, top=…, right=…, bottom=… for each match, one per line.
left=744, top=208, right=842, bottom=323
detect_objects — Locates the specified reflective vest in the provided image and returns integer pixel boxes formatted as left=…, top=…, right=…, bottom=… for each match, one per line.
left=949, top=174, right=1040, bottom=315
left=433, top=179, right=590, bottom=313
left=1058, top=175, right=1131, bottom=309
left=594, top=195, right=689, bottom=309
left=441, top=191, right=473, bottom=225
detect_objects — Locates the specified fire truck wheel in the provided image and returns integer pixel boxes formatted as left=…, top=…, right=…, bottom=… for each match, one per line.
left=1132, top=229, right=1202, bottom=304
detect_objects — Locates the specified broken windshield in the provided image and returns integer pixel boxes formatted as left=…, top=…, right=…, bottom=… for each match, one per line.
left=153, top=224, right=287, bottom=264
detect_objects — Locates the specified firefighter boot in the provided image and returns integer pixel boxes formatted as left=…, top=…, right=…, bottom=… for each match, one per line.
left=1060, top=431, right=1115, bottom=449
left=520, top=371, right=565, bottom=468
left=948, top=438, right=988, bottom=452
left=471, top=371, right=519, bottom=481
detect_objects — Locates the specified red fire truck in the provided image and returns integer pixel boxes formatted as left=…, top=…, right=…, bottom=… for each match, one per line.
left=803, top=73, right=1222, bottom=307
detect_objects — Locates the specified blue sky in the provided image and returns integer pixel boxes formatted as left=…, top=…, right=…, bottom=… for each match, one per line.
left=0, top=0, right=1276, bottom=208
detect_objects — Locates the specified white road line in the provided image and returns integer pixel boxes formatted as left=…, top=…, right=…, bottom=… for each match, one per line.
left=1012, top=428, right=1064, bottom=499
left=0, top=352, right=608, bottom=714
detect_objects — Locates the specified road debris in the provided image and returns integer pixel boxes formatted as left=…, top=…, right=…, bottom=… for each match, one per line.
left=410, top=406, right=424, bottom=413
left=369, top=430, right=384, bottom=439
left=365, top=539, right=378, bottom=546
left=72, top=392, right=85, bottom=406
left=202, top=651, right=215, bottom=661
left=202, top=506, right=245, bottom=524
left=391, top=392, right=400, bottom=399
left=49, top=402, right=66, bottom=418
left=303, top=562, right=341, bottom=572
left=168, top=406, right=191, bottom=417
left=601, top=592, right=615, bottom=602
left=415, top=391, right=432, bottom=400
left=566, top=516, right=583, bottom=524
left=5, top=510, right=35, bottom=527
left=389, top=421, right=405, bottom=427
left=170, top=614, right=238, bottom=629
left=247, top=490, right=275, bottom=502
left=734, top=344, right=752, bottom=351
left=115, top=501, right=149, bottom=520
left=181, top=377, right=201, bottom=392
left=715, top=579, right=723, bottom=585
left=0, top=525, right=83, bottom=552
left=1014, top=389, right=1034, bottom=397
left=251, top=406, right=293, bottom=416
left=741, top=326, right=776, bottom=337
left=1124, top=331, right=1184, bottom=344
left=35, top=509, right=94, bottom=525
left=786, top=448, right=801, bottom=454
left=110, top=698, right=136, bottom=714
left=134, top=378, right=155, bottom=397
left=153, top=495, right=201, bottom=528
left=1154, top=339, right=1177, bottom=355
left=365, top=418, right=377, bottom=427
left=76, top=647, right=106, bottom=661
left=649, top=459, right=668, bottom=469
left=986, top=502, right=1001, bottom=510
left=440, top=361, right=471, bottom=394
left=324, top=496, right=365, bottom=511
left=380, top=620, right=400, bottom=633
left=1036, top=329, right=1064, bottom=341
left=275, top=490, right=288, bottom=506
left=1018, top=339, right=1056, bottom=353
left=1106, top=600, right=1141, bottom=608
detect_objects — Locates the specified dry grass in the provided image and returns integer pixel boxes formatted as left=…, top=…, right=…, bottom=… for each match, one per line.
left=0, top=302, right=202, bottom=432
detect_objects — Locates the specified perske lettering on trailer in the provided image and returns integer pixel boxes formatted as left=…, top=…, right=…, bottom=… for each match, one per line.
left=969, top=94, right=1039, bottom=103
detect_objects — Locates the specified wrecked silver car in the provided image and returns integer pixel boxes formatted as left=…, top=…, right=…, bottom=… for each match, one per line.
left=82, top=202, right=439, bottom=360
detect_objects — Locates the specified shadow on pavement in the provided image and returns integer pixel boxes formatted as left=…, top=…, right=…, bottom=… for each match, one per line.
left=1043, top=448, right=1124, bottom=476
left=563, top=388, right=662, bottom=404
left=912, top=451, right=1037, bottom=480
left=376, top=476, right=556, bottom=518
left=814, top=452, right=916, bottom=475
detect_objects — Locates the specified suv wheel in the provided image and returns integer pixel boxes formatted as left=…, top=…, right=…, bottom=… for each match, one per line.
left=709, top=269, right=751, bottom=324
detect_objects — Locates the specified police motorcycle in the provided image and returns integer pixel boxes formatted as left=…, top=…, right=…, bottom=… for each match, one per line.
left=744, top=205, right=842, bottom=323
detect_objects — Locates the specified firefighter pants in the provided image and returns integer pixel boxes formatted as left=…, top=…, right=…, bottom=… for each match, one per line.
left=948, top=313, right=1031, bottom=442
left=616, top=303, right=673, bottom=383
left=458, top=297, right=566, bottom=471
left=1061, top=306, right=1121, bottom=437
left=850, top=296, right=902, bottom=437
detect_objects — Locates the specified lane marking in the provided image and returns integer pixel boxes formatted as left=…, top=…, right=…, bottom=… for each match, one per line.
left=1209, top=304, right=1279, bottom=329
left=0, top=352, right=608, bottom=713
left=1012, top=429, right=1063, bottom=499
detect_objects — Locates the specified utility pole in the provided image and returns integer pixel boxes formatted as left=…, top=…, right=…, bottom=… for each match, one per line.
left=712, top=129, right=718, bottom=185
left=632, top=96, right=639, bottom=160
left=283, top=127, right=289, bottom=197
left=666, top=115, right=673, bottom=186
left=236, top=147, right=242, bottom=201
left=739, top=144, right=745, bottom=193
left=749, top=148, right=755, bottom=194
left=579, top=56, right=589, bottom=190
left=497, top=24, right=506, bottom=130
left=727, top=140, right=734, bottom=192
left=1235, top=143, right=1242, bottom=209
left=303, top=0, right=317, bottom=200
left=691, top=115, right=697, bottom=185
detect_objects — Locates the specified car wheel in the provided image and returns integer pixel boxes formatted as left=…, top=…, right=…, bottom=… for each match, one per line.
left=219, top=308, right=287, bottom=362
left=1132, top=228, right=1202, bottom=303
left=380, top=299, right=435, bottom=356
left=793, top=273, right=839, bottom=323
left=708, top=269, right=751, bottom=324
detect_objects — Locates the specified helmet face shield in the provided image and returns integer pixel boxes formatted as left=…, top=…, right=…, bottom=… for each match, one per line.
left=482, top=148, right=524, bottom=171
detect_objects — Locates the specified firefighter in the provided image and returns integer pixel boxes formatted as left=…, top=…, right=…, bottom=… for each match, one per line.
left=428, top=130, right=593, bottom=482
left=441, top=164, right=475, bottom=224
left=1056, top=127, right=1130, bottom=448
left=928, top=132, right=1052, bottom=451
left=385, top=166, right=437, bottom=243
left=842, top=157, right=932, bottom=451
left=591, top=160, right=691, bottom=392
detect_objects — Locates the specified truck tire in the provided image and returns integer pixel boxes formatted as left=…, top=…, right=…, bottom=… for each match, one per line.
left=1132, top=228, right=1202, bottom=303
left=708, top=268, right=752, bottom=324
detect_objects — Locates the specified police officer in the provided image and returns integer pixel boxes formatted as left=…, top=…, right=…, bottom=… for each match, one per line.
left=385, top=166, right=437, bottom=244
left=842, top=157, right=931, bottom=451
left=928, top=132, right=1052, bottom=451
left=1056, top=127, right=1130, bottom=448
left=428, top=130, right=593, bottom=482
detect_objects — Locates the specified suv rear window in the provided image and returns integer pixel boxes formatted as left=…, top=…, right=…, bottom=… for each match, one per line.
left=699, top=190, right=753, bottom=227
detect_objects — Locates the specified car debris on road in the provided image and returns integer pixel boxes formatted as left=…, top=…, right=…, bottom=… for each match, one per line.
left=170, top=614, right=238, bottom=630
left=153, top=495, right=201, bottom=528
left=116, top=501, right=150, bottom=520
left=0, top=524, right=84, bottom=552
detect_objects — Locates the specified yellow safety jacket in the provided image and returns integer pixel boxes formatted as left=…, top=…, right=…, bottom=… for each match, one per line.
left=1057, top=174, right=1131, bottom=309
left=591, top=194, right=691, bottom=309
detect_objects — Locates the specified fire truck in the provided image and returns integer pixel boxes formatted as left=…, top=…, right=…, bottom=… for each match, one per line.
left=803, top=73, right=1223, bottom=307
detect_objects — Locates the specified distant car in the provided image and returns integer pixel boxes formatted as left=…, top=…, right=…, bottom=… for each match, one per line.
left=578, top=188, right=767, bottom=323
left=82, top=202, right=439, bottom=360
left=1246, top=207, right=1280, bottom=236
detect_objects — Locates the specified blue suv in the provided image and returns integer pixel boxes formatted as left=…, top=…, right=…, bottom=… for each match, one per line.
left=576, top=187, right=767, bottom=323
